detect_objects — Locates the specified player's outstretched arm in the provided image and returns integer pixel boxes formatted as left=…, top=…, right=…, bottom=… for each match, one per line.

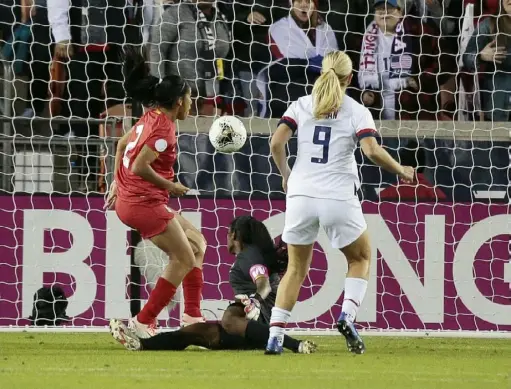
left=360, top=137, right=415, bottom=183
left=270, top=124, right=293, bottom=184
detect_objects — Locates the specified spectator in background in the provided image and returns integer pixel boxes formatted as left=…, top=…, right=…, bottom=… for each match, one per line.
left=47, top=0, right=137, bottom=190
left=0, top=0, right=20, bottom=43
left=463, top=0, right=511, bottom=121
left=256, top=0, right=338, bottom=117
left=149, top=0, right=231, bottom=116
left=405, top=0, right=463, bottom=37
left=233, top=0, right=289, bottom=116
left=24, top=0, right=53, bottom=118
left=358, top=0, right=455, bottom=120
left=48, top=0, right=130, bottom=135
left=465, top=0, right=500, bottom=21
left=1, top=0, right=57, bottom=119
left=268, top=0, right=338, bottom=60
left=321, top=0, right=370, bottom=73
left=405, top=0, right=463, bottom=115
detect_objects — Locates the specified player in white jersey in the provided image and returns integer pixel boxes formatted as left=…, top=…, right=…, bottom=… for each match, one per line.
left=265, top=51, right=415, bottom=355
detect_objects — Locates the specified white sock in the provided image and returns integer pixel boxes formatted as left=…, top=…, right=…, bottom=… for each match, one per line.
left=341, top=278, right=368, bottom=323
left=269, top=307, right=291, bottom=337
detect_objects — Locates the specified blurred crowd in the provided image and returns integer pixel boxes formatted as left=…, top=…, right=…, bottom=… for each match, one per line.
left=1, top=0, right=510, bottom=128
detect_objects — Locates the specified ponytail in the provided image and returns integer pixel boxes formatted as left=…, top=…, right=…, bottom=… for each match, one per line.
left=122, top=47, right=189, bottom=109
left=312, top=51, right=353, bottom=119
left=122, top=47, right=159, bottom=107
left=312, top=69, right=343, bottom=119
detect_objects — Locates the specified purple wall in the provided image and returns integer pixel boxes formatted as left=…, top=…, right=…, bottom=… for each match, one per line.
left=0, top=195, right=509, bottom=331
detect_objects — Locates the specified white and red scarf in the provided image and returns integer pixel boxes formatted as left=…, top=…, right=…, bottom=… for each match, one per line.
left=358, top=20, right=414, bottom=91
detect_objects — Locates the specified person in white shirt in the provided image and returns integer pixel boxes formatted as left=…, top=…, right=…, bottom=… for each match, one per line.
left=268, top=0, right=338, bottom=60
left=265, top=50, right=415, bottom=355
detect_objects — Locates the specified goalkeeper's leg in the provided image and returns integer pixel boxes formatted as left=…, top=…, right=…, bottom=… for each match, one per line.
left=140, top=323, right=224, bottom=350
left=110, top=312, right=316, bottom=353
left=112, top=319, right=251, bottom=351
left=336, top=231, right=371, bottom=354
left=222, top=304, right=315, bottom=353
left=111, top=318, right=224, bottom=351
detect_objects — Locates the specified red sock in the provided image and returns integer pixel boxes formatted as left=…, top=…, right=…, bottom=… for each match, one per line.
left=183, top=267, right=203, bottom=318
left=137, top=277, right=177, bottom=325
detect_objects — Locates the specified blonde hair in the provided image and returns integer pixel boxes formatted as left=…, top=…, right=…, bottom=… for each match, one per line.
left=312, top=51, right=353, bottom=119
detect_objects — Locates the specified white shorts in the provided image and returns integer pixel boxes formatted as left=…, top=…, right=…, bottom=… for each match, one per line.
left=282, top=196, right=367, bottom=249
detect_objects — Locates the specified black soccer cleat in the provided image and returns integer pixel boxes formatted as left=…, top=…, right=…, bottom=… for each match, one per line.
left=337, top=312, right=365, bottom=354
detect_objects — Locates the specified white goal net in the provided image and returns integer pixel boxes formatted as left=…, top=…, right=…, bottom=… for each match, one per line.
left=0, top=0, right=509, bottom=336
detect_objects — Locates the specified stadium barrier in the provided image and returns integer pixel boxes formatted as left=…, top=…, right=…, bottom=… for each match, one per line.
left=0, top=117, right=509, bottom=337
left=1, top=117, right=508, bottom=197
left=0, top=116, right=120, bottom=192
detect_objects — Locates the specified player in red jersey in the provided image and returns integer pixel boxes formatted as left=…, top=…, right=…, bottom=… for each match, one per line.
left=105, top=49, right=206, bottom=337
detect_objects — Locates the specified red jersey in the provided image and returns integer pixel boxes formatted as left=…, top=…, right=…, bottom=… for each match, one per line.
left=117, top=109, right=177, bottom=204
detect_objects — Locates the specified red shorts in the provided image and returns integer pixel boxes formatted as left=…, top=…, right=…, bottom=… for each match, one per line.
left=115, top=201, right=175, bottom=239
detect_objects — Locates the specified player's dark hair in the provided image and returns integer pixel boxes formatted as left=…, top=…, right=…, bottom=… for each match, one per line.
left=122, top=47, right=189, bottom=109
left=229, top=216, right=289, bottom=274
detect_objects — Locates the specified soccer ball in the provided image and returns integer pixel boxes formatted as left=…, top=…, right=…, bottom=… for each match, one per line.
left=209, top=116, right=247, bottom=154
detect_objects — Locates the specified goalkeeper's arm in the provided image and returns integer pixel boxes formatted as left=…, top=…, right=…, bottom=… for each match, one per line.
left=238, top=276, right=270, bottom=321
left=234, top=269, right=271, bottom=321
left=252, top=276, right=272, bottom=303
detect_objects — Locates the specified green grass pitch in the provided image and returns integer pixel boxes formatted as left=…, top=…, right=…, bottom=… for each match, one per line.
left=0, top=333, right=509, bottom=389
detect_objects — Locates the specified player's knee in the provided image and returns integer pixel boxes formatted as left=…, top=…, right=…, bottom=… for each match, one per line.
left=186, top=229, right=207, bottom=263
left=346, top=244, right=371, bottom=266
left=221, top=312, right=235, bottom=334
left=182, top=254, right=196, bottom=271
left=222, top=304, right=245, bottom=333
left=174, top=245, right=196, bottom=271
left=357, top=244, right=371, bottom=263
left=221, top=311, right=244, bottom=336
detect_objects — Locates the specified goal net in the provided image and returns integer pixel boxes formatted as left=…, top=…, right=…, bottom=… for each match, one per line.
left=0, top=0, right=509, bottom=336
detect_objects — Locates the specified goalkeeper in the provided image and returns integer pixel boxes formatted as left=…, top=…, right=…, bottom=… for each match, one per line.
left=110, top=215, right=316, bottom=354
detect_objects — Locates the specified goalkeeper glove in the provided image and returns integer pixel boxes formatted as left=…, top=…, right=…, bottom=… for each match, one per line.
left=235, top=294, right=261, bottom=321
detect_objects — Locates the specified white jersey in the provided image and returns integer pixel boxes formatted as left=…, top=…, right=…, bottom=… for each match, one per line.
left=280, top=94, right=378, bottom=201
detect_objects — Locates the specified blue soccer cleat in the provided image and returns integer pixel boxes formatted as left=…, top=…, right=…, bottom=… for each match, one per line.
left=337, top=312, right=365, bottom=354
left=265, top=334, right=284, bottom=355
